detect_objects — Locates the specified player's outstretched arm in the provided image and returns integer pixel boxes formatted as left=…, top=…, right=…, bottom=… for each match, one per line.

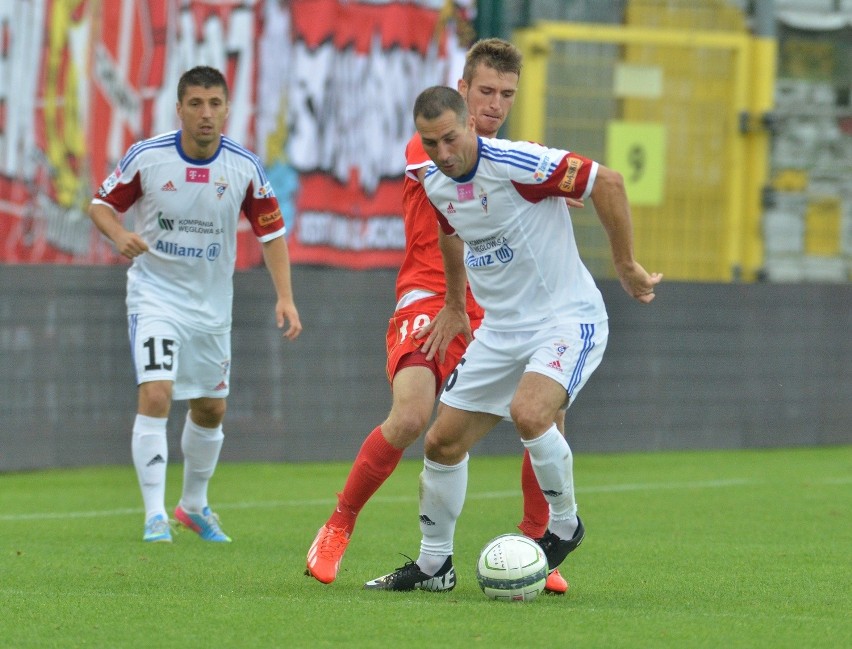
left=590, top=166, right=662, bottom=303
left=262, top=236, right=302, bottom=340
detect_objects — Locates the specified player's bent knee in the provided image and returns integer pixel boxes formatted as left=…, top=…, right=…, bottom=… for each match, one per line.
left=383, top=424, right=425, bottom=449
left=423, top=434, right=467, bottom=465
left=510, top=408, right=553, bottom=439
left=385, top=408, right=431, bottom=447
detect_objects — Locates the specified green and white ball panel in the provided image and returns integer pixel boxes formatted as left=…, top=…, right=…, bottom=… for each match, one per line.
left=476, top=533, right=548, bottom=602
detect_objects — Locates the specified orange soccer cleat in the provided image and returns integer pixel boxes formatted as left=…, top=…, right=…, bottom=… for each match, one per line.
left=544, top=568, right=569, bottom=594
left=306, top=524, right=351, bottom=584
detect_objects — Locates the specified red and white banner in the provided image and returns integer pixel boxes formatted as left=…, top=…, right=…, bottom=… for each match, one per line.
left=0, top=0, right=473, bottom=268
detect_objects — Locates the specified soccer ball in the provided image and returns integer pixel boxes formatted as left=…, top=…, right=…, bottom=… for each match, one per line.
left=476, top=533, right=548, bottom=602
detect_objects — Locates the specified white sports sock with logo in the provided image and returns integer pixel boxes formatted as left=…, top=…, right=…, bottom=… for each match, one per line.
left=522, top=424, right=579, bottom=540
left=417, top=454, right=469, bottom=575
left=179, top=413, right=224, bottom=513
left=132, top=414, right=169, bottom=521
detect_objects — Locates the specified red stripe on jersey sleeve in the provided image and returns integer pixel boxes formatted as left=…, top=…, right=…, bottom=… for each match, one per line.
left=242, top=184, right=285, bottom=238
left=511, top=152, right=595, bottom=202
left=97, top=171, right=143, bottom=212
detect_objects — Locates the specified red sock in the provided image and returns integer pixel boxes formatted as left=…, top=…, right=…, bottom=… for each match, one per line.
left=518, top=449, right=549, bottom=539
left=327, top=426, right=404, bottom=535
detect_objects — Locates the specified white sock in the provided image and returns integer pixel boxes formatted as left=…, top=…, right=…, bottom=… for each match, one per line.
left=417, top=454, right=468, bottom=575
left=522, top=425, right=578, bottom=540
left=132, top=414, right=169, bottom=521
left=179, top=413, right=224, bottom=513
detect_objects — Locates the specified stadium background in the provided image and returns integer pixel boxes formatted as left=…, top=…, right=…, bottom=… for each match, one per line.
left=1, top=0, right=850, bottom=471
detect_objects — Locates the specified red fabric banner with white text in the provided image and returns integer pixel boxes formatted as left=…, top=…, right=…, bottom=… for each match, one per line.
left=0, top=0, right=472, bottom=268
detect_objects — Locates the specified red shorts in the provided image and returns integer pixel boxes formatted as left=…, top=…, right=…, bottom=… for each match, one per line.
left=385, top=293, right=484, bottom=395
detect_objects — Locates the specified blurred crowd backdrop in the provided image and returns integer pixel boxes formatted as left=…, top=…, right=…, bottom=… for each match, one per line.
left=1, top=0, right=850, bottom=281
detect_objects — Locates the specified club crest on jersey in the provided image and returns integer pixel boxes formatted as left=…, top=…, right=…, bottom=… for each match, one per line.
left=215, top=177, right=228, bottom=199
left=553, top=340, right=569, bottom=356
left=534, top=154, right=551, bottom=182
left=479, top=190, right=488, bottom=214
left=186, top=167, right=209, bottom=183
left=457, top=183, right=474, bottom=201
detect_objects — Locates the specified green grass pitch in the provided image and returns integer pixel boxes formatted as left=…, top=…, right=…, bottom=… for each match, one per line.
left=1, top=446, right=849, bottom=648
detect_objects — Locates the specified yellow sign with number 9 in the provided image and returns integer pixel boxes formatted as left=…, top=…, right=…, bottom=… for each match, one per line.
left=605, top=121, right=666, bottom=207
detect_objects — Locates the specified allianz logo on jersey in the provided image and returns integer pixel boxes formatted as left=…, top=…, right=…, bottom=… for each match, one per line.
left=155, top=240, right=221, bottom=261
left=464, top=243, right=514, bottom=268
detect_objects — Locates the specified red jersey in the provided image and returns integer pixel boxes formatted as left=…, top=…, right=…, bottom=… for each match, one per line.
left=384, top=134, right=482, bottom=386
left=396, top=134, right=475, bottom=304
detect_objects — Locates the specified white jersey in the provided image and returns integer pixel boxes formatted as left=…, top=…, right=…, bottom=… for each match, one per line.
left=424, top=137, right=607, bottom=332
left=92, top=130, right=285, bottom=333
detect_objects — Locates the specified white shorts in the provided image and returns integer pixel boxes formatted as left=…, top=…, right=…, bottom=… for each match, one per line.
left=439, top=321, right=608, bottom=420
left=128, top=314, right=231, bottom=400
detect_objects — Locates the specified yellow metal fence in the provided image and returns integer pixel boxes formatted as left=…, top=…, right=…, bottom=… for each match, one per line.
left=512, top=21, right=775, bottom=282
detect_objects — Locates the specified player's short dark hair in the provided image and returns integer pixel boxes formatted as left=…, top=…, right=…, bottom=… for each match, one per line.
left=462, top=38, right=523, bottom=84
left=177, top=66, right=229, bottom=102
left=413, top=86, right=468, bottom=123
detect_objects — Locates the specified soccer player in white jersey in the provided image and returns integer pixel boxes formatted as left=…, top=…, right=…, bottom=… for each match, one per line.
left=88, top=66, right=302, bottom=544
left=306, top=38, right=578, bottom=594
left=366, top=86, right=661, bottom=591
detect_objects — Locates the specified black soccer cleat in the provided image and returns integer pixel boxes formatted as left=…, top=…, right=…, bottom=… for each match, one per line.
left=364, top=556, right=456, bottom=592
left=536, top=516, right=585, bottom=570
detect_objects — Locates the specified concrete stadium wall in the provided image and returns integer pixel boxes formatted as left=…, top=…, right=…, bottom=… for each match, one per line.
left=1, top=265, right=849, bottom=472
